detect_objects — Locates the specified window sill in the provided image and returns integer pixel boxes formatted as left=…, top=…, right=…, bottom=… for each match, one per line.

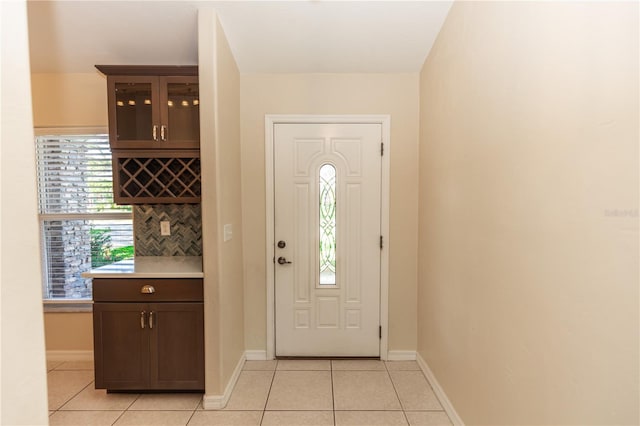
left=44, top=300, right=93, bottom=313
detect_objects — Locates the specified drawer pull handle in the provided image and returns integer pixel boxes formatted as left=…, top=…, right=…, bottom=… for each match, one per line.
left=149, top=311, right=154, bottom=329
left=141, top=285, right=156, bottom=294
left=140, top=311, right=146, bottom=329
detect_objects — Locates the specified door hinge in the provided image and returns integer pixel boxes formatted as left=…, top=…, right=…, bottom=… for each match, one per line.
left=380, top=235, right=383, bottom=250
left=379, top=326, right=382, bottom=339
left=381, top=142, right=384, bottom=156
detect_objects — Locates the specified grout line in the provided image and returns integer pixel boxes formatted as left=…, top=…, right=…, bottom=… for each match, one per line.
left=111, top=409, right=127, bottom=426
left=185, top=408, right=197, bottom=425
left=330, top=360, right=336, bottom=425
left=385, top=360, right=409, bottom=416
left=124, top=393, right=142, bottom=411
left=259, top=360, right=277, bottom=424
left=55, top=378, right=94, bottom=411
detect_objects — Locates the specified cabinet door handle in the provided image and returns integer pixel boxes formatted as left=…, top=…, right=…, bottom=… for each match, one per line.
left=149, top=311, right=154, bottom=329
left=152, top=125, right=159, bottom=141
left=140, top=311, right=146, bottom=329
left=160, top=125, right=167, bottom=141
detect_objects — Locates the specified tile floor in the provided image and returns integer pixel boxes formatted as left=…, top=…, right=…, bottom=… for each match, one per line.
left=47, top=359, right=452, bottom=425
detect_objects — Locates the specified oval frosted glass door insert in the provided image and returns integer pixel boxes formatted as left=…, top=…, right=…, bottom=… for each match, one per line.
left=319, top=164, right=337, bottom=285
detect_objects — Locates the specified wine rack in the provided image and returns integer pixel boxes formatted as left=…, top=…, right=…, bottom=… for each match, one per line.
left=113, top=151, right=201, bottom=204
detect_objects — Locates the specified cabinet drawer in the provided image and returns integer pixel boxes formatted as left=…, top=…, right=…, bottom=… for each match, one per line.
left=93, top=278, right=203, bottom=302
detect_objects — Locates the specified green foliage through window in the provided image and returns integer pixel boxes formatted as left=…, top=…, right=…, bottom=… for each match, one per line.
left=90, top=228, right=134, bottom=268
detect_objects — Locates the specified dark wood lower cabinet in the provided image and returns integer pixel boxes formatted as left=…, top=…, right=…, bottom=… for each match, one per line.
left=93, top=303, right=149, bottom=390
left=93, top=279, right=204, bottom=391
left=150, top=303, right=204, bottom=390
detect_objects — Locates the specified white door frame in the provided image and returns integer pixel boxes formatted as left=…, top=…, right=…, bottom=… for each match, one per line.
left=265, top=114, right=390, bottom=360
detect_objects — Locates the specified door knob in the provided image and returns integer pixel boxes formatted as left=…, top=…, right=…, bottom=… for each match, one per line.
left=277, top=257, right=292, bottom=265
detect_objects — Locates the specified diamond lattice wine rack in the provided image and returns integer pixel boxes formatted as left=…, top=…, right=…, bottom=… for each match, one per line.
left=112, top=151, right=201, bottom=204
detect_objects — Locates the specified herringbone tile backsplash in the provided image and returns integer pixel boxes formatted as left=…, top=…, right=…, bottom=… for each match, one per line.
left=134, top=204, right=202, bottom=256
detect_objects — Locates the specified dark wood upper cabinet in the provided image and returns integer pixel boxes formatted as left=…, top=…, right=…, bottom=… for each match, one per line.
left=97, top=66, right=199, bottom=150
left=96, top=66, right=201, bottom=204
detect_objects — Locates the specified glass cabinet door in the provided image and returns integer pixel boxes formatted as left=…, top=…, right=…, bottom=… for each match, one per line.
left=161, top=77, right=200, bottom=148
left=106, top=75, right=199, bottom=150
left=108, top=76, right=160, bottom=148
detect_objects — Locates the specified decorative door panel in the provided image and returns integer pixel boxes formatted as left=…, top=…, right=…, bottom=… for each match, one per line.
left=274, top=123, right=381, bottom=357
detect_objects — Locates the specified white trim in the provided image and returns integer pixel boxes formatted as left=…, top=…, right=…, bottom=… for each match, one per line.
left=46, top=350, right=94, bottom=362
left=387, top=350, right=417, bottom=361
left=416, top=352, right=465, bottom=426
left=202, top=352, right=246, bottom=410
left=265, top=114, right=391, bottom=360
left=245, top=350, right=268, bottom=361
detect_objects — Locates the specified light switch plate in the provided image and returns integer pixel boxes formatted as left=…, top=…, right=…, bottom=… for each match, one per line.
left=160, top=220, right=171, bottom=236
left=223, top=224, right=233, bottom=242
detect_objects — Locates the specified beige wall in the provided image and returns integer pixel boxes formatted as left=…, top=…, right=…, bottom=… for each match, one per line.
left=44, top=313, right=93, bottom=351
left=418, top=2, right=639, bottom=425
left=31, top=72, right=107, bottom=354
left=1, top=0, right=50, bottom=423
left=199, top=9, right=244, bottom=397
left=213, top=12, right=245, bottom=391
left=31, top=72, right=107, bottom=127
left=241, top=74, right=420, bottom=353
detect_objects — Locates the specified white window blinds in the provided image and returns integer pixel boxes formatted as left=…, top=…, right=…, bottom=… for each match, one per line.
left=36, top=134, right=133, bottom=301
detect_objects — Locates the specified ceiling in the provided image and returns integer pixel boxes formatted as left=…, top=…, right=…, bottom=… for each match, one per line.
left=27, top=0, right=453, bottom=74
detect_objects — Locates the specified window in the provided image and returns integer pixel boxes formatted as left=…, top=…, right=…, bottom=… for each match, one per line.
left=319, top=164, right=337, bottom=286
left=36, top=132, right=133, bottom=304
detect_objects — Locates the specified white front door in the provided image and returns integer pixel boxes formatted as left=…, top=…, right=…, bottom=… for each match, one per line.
left=274, top=123, right=382, bottom=357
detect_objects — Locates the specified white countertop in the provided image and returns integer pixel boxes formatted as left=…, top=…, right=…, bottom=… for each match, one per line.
left=81, top=256, right=203, bottom=279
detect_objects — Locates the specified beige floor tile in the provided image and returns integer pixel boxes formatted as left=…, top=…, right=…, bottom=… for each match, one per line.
left=389, top=371, right=442, bottom=411
left=48, top=410, right=123, bottom=425
left=266, top=371, right=333, bottom=410
left=243, top=360, right=277, bottom=371
left=47, top=370, right=95, bottom=410
left=277, top=359, right=331, bottom=370
left=128, top=393, right=202, bottom=410
left=187, top=410, right=262, bottom=425
left=385, top=361, right=421, bottom=371
left=332, top=371, right=401, bottom=410
left=114, top=410, right=193, bottom=425
left=332, top=359, right=386, bottom=370
left=60, top=386, right=139, bottom=411
left=405, top=411, right=452, bottom=426
left=55, top=361, right=95, bottom=371
left=224, top=370, right=274, bottom=410
left=335, top=411, right=408, bottom=425
left=261, top=410, right=334, bottom=426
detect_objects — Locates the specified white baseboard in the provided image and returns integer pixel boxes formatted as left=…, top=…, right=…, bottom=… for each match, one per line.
left=202, top=352, right=246, bottom=410
left=416, top=353, right=464, bottom=426
left=46, top=350, right=93, bottom=362
left=245, top=350, right=268, bottom=361
left=387, top=350, right=416, bottom=361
